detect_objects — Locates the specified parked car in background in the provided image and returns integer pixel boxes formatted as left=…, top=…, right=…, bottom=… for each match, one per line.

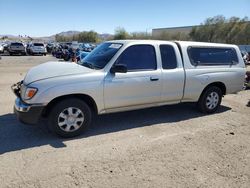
left=0, top=43, right=4, bottom=53
left=245, top=71, right=250, bottom=89
left=12, top=40, right=246, bottom=137
left=61, top=48, right=72, bottom=61
left=89, top=43, right=96, bottom=51
left=46, top=43, right=54, bottom=53
left=76, top=50, right=89, bottom=62
left=7, top=42, right=26, bottom=55
left=26, top=43, right=31, bottom=53
left=60, top=42, right=71, bottom=49
left=71, top=41, right=79, bottom=50
left=52, top=44, right=64, bottom=58
left=79, top=43, right=92, bottom=52
left=2, top=42, right=10, bottom=52
left=27, top=43, right=47, bottom=55
left=241, top=51, right=250, bottom=65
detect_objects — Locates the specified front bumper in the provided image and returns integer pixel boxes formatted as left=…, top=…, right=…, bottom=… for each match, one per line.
left=9, top=49, right=26, bottom=53
left=14, top=98, right=45, bottom=124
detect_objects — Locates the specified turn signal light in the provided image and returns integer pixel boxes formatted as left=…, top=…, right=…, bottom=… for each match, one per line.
left=24, top=88, right=38, bottom=99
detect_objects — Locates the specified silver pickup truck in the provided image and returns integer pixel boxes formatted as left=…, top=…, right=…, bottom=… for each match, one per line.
left=12, top=40, right=246, bottom=137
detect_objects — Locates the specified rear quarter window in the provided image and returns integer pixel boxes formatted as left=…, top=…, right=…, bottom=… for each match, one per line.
left=160, top=45, right=177, bottom=69
left=188, top=47, right=239, bottom=66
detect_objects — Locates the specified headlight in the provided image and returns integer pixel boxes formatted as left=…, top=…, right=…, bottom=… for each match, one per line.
left=24, top=87, right=38, bottom=100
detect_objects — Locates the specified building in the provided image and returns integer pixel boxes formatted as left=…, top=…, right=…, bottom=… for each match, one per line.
left=152, top=25, right=199, bottom=37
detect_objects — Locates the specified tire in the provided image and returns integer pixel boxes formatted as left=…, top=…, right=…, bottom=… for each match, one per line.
left=44, top=53, right=46, bottom=56
left=64, top=56, right=70, bottom=61
left=197, top=86, right=222, bottom=113
left=48, top=98, right=92, bottom=138
left=9, top=52, right=13, bottom=56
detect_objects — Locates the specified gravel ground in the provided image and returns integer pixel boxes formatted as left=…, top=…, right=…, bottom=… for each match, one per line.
left=0, top=55, right=250, bottom=188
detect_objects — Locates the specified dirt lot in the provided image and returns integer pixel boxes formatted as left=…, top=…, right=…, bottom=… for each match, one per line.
left=0, top=55, right=250, bottom=188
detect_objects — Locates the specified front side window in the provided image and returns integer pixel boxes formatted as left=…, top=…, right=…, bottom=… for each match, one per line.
left=160, top=45, right=177, bottom=69
left=115, top=45, right=157, bottom=71
left=188, top=47, right=238, bottom=66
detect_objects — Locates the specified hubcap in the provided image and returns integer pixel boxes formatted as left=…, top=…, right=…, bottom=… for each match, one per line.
left=206, top=92, right=219, bottom=110
left=57, top=107, right=84, bottom=132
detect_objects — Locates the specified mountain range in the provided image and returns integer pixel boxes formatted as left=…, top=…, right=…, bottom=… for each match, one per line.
left=0, top=31, right=113, bottom=41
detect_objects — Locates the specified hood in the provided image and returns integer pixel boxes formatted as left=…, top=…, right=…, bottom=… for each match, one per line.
left=24, top=61, right=94, bottom=85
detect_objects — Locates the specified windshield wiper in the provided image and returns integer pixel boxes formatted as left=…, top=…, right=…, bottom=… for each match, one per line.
left=81, top=61, right=101, bottom=70
left=81, top=62, right=96, bottom=69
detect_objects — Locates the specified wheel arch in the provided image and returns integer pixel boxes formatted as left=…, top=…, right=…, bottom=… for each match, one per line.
left=42, top=94, right=98, bottom=117
left=199, top=82, right=226, bottom=100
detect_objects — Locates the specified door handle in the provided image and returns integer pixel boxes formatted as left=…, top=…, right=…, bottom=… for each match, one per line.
left=150, top=77, right=159, bottom=81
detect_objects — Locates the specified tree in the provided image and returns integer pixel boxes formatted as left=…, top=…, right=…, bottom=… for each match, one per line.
left=152, top=31, right=189, bottom=41
left=130, top=32, right=151, bottom=39
left=1, top=36, right=8, bottom=40
left=55, top=31, right=98, bottom=43
left=189, top=15, right=250, bottom=44
left=114, top=27, right=130, bottom=40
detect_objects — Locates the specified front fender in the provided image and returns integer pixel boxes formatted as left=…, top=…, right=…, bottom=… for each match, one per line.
left=24, top=74, right=105, bottom=113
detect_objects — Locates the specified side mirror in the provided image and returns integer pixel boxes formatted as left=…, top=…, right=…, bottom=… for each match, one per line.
left=110, top=64, right=127, bottom=74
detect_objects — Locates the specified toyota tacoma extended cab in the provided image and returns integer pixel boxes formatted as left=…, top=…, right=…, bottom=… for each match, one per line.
left=12, top=40, right=246, bottom=137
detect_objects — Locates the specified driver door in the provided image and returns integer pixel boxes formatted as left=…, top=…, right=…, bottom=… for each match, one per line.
left=104, top=44, right=162, bottom=110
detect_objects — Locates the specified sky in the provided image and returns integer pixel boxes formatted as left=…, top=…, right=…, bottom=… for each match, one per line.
left=0, top=0, right=249, bottom=37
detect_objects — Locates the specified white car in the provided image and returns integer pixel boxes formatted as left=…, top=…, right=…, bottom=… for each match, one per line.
left=12, top=40, right=246, bottom=137
left=27, top=43, right=47, bottom=55
left=0, top=44, right=4, bottom=53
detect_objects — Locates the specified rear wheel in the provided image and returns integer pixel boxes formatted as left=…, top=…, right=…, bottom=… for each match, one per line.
left=48, top=98, right=92, bottom=137
left=197, top=86, right=222, bottom=113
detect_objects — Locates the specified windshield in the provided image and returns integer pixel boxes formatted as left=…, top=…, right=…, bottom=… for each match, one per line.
left=11, top=42, right=23, bottom=46
left=79, top=42, right=122, bottom=69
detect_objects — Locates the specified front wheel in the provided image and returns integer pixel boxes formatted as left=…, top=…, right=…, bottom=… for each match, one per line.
left=197, top=86, right=222, bottom=113
left=48, top=98, right=92, bottom=137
